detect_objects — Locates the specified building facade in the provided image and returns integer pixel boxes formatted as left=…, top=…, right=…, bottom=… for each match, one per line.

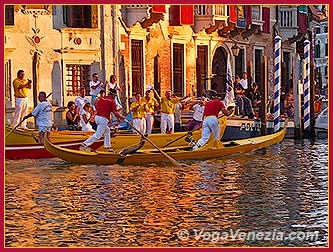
left=5, top=4, right=325, bottom=127
left=314, top=17, right=328, bottom=89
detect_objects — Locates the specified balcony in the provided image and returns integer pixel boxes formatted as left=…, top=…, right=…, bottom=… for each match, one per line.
left=121, top=5, right=150, bottom=28
left=278, top=7, right=298, bottom=41
left=193, top=5, right=228, bottom=33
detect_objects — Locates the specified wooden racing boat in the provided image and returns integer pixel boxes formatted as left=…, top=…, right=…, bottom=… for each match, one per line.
left=44, top=125, right=286, bottom=165
left=5, top=126, right=99, bottom=159
left=6, top=116, right=226, bottom=159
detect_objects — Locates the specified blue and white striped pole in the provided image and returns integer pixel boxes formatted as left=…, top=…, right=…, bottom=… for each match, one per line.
left=273, top=35, right=282, bottom=132
left=303, top=39, right=311, bottom=131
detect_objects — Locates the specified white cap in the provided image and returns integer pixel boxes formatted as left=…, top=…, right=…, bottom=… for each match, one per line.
left=146, top=85, right=153, bottom=91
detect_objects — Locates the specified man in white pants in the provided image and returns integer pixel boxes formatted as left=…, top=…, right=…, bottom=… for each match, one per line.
left=142, top=88, right=159, bottom=134
left=23, top=91, right=52, bottom=143
left=130, top=93, right=147, bottom=134
left=192, top=98, right=233, bottom=150
left=81, top=89, right=124, bottom=152
left=158, top=90, right=180, bottom=134
left=12, top=70, right=32, bottom=129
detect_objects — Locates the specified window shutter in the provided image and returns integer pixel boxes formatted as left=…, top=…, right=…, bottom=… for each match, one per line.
left=169, top=5, right=180, bottom=26
left=246, top=5, right=252, bottom=26
left=262, top=7, right=270, bottom=33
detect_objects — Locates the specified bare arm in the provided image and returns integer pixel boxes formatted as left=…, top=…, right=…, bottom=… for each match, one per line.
left=113, top=111, right=125, bottom=121
left=66, top=111, right=79, bottom=123
left=221, top=107, right=233, bottom=116
left=18, top=79, right=32, bottom=90
left=23, top=112, right=33, bottom=120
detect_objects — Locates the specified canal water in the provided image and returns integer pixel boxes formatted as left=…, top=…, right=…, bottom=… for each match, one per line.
left=5, top=138, right=328, bottom=247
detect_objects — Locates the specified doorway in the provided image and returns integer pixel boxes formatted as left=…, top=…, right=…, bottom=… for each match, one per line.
left=196, top=45, right=208, bottom=97
left=211, top=46, right=227, bottom=95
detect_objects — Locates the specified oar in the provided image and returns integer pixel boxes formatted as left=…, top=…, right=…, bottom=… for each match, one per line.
left=161, top=127, right=200, bottom=148
left=124, top=119, right=186, bottom=167
left=46, top=92, right=52, bottom=99
left=162, top=115, right=226, bottom=148
left=5, top=92, right=52, bottom=140
left=5, top=118, right=27, bottom=139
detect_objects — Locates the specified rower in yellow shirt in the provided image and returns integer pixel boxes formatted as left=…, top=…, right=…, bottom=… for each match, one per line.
left=153, top=90, right=181, bottom=134
left=142, top=89, right=159, bottom=134
left=130, top=93, right=148, bottom=134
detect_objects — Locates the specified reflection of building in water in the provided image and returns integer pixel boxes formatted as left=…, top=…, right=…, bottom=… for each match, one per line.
left=5, top=171, right=42, bottom=245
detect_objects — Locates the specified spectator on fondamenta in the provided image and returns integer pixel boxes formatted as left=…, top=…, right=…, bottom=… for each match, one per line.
left=12, top=69, right=32, bottom=130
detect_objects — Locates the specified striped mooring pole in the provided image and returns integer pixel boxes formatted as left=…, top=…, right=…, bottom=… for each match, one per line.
left=273, top=35, right=282, bottom=132
left=303, top=39, right=311, bottom=131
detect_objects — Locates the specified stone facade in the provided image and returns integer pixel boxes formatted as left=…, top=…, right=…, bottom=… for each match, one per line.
left=314, top=18, right=328, bottom=88
left=6, top=4, right=320, bottom=127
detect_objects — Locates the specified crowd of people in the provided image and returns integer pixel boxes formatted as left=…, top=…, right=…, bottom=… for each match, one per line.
left=9, top=68, right=250, bottom=148
left=14, top=68, right=302, bottom=150
left=233, top=72, right=261, bottom=119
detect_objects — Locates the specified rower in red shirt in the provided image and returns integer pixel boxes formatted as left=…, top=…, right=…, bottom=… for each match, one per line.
left=80, top=89, right=124, bottom=152
left=192, top=98, right=233, bottom=150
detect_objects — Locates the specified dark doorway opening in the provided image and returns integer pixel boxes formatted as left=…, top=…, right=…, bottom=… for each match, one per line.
left=211, top=47, right=227, bottom=95
left=196, top=45, right=208, bottom=97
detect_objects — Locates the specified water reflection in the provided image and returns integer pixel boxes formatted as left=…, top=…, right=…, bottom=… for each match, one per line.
left=5, top=139, right=328, bottom=247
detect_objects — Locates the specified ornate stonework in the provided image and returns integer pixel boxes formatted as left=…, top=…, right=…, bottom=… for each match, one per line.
left=20, top=5, right=50, bottom=16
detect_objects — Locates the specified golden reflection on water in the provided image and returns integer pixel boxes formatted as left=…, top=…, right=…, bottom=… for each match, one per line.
left=5, top=139, right=328, bottom=247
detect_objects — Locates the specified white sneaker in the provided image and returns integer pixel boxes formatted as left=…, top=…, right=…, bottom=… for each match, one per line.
left=191, top=145, right=200, bottom=151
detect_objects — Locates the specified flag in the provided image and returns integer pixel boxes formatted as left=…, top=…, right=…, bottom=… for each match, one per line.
left=152, top=5, right=166, bottom=13
left=224, top=53, right=235, bottom=107
left=169, top=5, right=194, bottom=26
left=236, top=5, right=246, bottom=28
left=298, top=6, right=308, bottom=33
left=229, top=5, right=237, bottom=23
left=180, top=5, right=194, bottom=25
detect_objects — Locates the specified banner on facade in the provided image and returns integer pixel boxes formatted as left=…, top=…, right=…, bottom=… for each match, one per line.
left=180, top=5, right=194, bottom=25
left=152, top=5, right=166, bottom=13
left=229, top=5, right=237, bottom=23
left=236, top=5, right=246, bottom=29
left=169, top=5, right=194, bottom=26
left=298, top=6, right=308, bottom=33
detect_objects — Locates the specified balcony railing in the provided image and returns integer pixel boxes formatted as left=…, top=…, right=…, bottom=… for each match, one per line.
left=193, top=5, right=228, bottom=33
left=127, top=5, right=149, bottom=8
left=194, top=5, right=227, bottom=17
left=214, top=5, right=227, bottom=16
left=122, top=5, right=150, bottom=27
left=280, top=10, right=295, bottom=27
left=195, top=5, right=210, bottom=16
